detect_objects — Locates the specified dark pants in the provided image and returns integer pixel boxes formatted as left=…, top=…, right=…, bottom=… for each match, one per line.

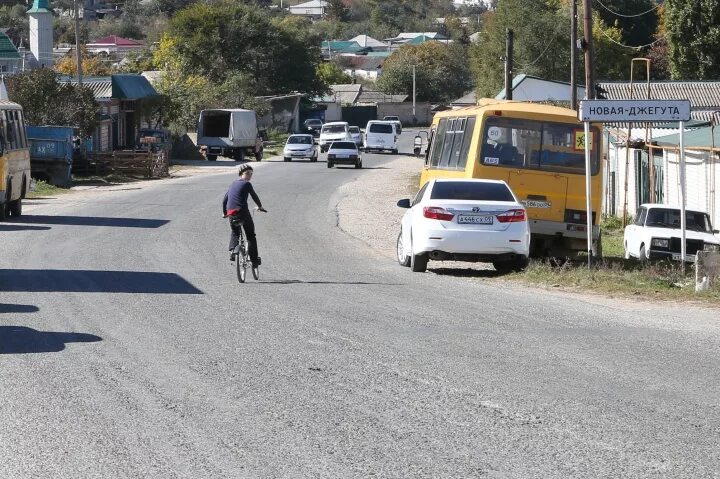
left=228, top=209, right=259, bottom=265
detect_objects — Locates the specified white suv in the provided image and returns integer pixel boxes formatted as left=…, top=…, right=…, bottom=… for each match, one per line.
left=364, top=120, right=398, bottom=154
left=319, top=122, right=351, bottom=153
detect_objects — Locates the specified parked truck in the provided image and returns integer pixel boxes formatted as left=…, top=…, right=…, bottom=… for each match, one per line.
left=197, top=109, right=263, bottom=162
left=26, top=126, right=76, bottom=188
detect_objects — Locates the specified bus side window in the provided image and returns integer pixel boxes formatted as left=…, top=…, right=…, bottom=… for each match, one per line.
left=6, top=110, right=17, bottom=150
left=424, top=128, right=435, bottom=166
left=429, top=119, right=447, bottom=167
left=18, top=110, right=27, bottom=148
left=456, top=116, right=475, bottom=169
left=0, top=111, right=9, bottom=151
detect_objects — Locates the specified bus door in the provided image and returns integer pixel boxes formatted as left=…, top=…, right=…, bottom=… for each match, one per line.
left=507, top=170, right=568, bottom=222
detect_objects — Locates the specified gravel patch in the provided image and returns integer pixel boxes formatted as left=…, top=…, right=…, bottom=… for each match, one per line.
left=336, top=155, right=422, bottom=260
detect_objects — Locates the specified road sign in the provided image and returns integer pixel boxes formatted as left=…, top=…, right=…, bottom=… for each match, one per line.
left=578, top=99, right=691, bottom=122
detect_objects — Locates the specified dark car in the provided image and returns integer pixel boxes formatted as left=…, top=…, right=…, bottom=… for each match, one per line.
left=303, top=119, right=323, bottom=137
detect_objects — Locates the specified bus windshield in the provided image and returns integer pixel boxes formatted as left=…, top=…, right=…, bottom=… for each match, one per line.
left=479, top=117, right=600, bottom=175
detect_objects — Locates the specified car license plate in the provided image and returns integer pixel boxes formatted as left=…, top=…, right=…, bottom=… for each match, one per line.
left=337, top=154, right=348, bottom=158
left=458, top=215, right=493, bottom=224
left=672, top=253, right=695, bottom=262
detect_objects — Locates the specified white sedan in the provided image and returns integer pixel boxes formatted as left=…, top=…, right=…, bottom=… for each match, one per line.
left=327, top=141, right=362, bottom=169
left=283, top=134, right=318, bottom=162
left=623, top=203, right=720, bottom=262
left=396, top=178, right=530, bottom=273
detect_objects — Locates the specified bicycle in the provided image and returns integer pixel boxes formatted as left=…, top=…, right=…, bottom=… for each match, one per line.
left=227, top=207, right=266, bottom=283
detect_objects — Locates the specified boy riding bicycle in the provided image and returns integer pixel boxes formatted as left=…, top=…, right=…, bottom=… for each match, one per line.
left=222, top=164, right=266, bottom=265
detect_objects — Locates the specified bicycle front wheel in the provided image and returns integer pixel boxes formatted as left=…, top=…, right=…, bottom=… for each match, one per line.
left=236, top=245, right=247, bottom=283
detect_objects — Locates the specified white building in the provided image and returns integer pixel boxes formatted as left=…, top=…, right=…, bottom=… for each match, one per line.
left=495, top=74, right=585, bottom=103
left=597, top=80, right=720, bottom=222
left=27, top=0, right=54, bottom=68
left=85, top=35, right=144, bottom=58
left=287, top=0, right=327, bottom=19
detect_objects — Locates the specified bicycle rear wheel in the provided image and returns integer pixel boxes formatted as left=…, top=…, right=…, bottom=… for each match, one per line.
left=236, top=244, right=247, bottom=283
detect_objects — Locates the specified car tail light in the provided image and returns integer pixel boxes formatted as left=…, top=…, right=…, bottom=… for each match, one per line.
left=423, top=206, right=454, bottom=221
left=496, top=209, right=526, bottom=223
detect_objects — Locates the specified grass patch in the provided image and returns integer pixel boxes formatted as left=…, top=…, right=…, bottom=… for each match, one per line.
left=509, top=256, right=720, bottom=304
left=501, top=215, right=720, bottom=304
left=27, top=180, right=71, bottom=198
left=600, top=215, right=626, bottom=258
left=72, top=174, right=142, bottom=185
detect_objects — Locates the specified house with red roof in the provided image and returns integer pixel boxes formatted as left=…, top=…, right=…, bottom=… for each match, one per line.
left=85, top=35, right=144, bottom=58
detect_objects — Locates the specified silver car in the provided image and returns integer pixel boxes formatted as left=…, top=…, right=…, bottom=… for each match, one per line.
left=283, top=134, right=318, bottom=162
left=327, top=141, right=362, bottom=169
left=348, top=126, right=363, bottom=147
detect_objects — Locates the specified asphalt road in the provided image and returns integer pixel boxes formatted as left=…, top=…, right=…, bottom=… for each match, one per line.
left=1, top=132, right=719, bottom=478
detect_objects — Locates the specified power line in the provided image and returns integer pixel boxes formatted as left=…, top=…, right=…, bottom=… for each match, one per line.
left=593, top=0, right=660, bottom=18
left=514, top=24, right=564, bottom=69
left=598, top=27, right=668, bottom=49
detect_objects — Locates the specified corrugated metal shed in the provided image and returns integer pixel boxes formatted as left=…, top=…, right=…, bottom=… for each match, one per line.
left=112, top=74, right=157, bottom=99
left=356, top=88, right=407, bottom=104
left=652, top=125, right=720, bottom=150
left=60, top=76, right=113, bottom=99
left=596, top=81, right=720, bottom=121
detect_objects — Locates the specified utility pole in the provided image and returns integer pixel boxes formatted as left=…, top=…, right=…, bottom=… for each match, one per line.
left=570, top=0, right=578, bottom=110
left=74, top=0, right=83, bottom=85
left=581, top=0, right=595, bottom=267
left=582, top=0, right=594, bottom=100
left=504, top=29, right=513, bottom=100
left=412, top=64, right=416, bottom=123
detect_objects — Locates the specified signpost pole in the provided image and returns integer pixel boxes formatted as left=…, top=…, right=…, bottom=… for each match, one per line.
left=584, top=120, right=593, bottom=268
left=679, top=121, right=687, bottom=273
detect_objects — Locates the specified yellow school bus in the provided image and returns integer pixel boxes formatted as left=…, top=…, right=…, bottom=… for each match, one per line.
left=421, top=99, right=603, bottom=257
left=0, top=100, right=31, bottom=220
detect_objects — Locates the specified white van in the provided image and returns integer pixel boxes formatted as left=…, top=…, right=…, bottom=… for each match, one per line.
left=364, top=120, right=398, bottom=154
left=319, top=121, right=351, bottom=153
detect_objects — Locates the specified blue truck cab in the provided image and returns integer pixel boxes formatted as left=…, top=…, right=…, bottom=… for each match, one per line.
left=26, top=126, right=76, bottom=188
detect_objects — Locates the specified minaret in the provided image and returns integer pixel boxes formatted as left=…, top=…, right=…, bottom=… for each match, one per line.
left=27, top=0, right=53, bottom=68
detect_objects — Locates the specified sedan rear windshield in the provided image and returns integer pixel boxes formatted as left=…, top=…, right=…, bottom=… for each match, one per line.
left=329, top=142, right=356, bottom=150
left=323, top=125, right=347, bottom=134
left=430, top=181, right=515, bottom=202
left=349, top=127, right=360, bottom=133
left=369, top=123, right=394, bottom=134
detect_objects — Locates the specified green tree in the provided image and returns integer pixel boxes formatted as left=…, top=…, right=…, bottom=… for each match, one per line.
left=325, top=0, right=349, bottom=21
left=666, top=0, right=720, bottom=79
left=154, top=1, right=325, bottom=95
left=316, top=62, right=352, bottom=86
left=470, top=0, right=570, bottom=97
left=7, top=69, right=99, bottom=139
left=377, top=42, right=472, bottom=102
left=594, top=0, right=658, bottom=48
left=470, top=0, right=635, bottom=99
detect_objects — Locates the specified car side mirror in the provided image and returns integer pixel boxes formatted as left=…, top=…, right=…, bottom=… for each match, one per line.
left=397, top=199, right=411, bottom=208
